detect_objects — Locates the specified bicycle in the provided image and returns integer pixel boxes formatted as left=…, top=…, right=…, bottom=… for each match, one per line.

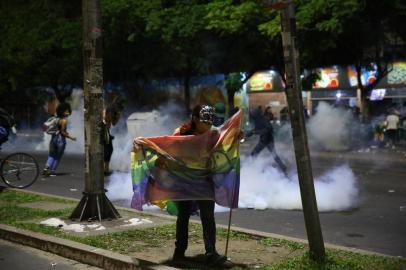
left=0, top=152, right=40, bottom=188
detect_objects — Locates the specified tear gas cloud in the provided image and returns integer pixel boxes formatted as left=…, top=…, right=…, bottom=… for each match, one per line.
left=238, top=155, right=359, bottom=211
left=106, top=152, right=359, bottom=211
left=108, top=101, right=186, bottom=171
left=36, top=89, right=85, bottom=153
left=307, top=102, right=353, bottom=151
left=2, top=90, right=360, bottom=212
left=106, top=101, right=359, bottom=212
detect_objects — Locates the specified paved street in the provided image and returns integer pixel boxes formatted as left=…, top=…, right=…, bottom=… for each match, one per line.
left=2, top=148, right=405, bottom=258
left=0, top=239, right=100, bottom=270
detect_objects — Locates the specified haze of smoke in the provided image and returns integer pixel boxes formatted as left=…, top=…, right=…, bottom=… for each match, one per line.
left=307, top=102, right=353, bottom=151
left=238, top=155, right=359, bottom=211
left=105, top=172, right=133, bottom=203
left=106, top=152, right=359, bottom=212
left=35, top=88, right=85, bottom=153
left=65, top=89, right=85, bottom=153
left=106, top=101, right=187, bottom=202
left=109, top=101, right=186, bottom=171
left=106, top=101, right=359, bottom=212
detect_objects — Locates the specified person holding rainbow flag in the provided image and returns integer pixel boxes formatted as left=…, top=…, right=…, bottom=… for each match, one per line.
left=132, top=104, right=243, bottom=266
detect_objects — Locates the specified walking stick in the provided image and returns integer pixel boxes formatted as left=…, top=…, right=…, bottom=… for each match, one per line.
left=225, top=206, right=233, bottom=257
left=225, top=111, right=243, bottom=258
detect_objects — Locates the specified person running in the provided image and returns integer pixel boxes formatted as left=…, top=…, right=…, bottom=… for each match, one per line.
left=43, top=103, right=76, bottom=177
left=248, top=109, right=287, bottom=175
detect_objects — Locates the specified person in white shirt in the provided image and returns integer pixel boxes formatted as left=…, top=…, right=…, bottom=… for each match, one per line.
left=385, top=109, right=399, bottom=148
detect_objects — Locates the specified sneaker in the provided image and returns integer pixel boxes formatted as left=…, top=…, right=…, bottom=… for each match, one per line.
left=204, top=251, right=227, bottom=266
left=49, top=172, right=57, bottom=177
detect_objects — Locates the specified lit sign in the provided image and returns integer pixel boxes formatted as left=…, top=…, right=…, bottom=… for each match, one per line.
left=370, top=89, right=386, bottom=101
left=347, top=65, right=377, bottom=87
left=388, top=62, right=406, bottom=85
left=248, top=71, right=276, bottom=92
left=313, top=67, right=339, bottom=88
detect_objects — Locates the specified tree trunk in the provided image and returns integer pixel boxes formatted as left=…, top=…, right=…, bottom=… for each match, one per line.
left=360, top=90, right=369, bottom=123
left=280, top=2, right=325, bottom=261
left=70, top=0, right=119, bottom=222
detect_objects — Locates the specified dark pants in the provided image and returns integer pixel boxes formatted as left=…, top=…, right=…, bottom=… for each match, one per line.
left=251, top=141, right=287, bottom=172
left=386, top=129, right=397, bottom=146
left=104, top=141, right=113, bottom=162
left=175, top=200, right=216, bottom=254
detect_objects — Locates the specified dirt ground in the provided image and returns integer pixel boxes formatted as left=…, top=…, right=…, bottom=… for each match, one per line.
left=132, top=238, right=305, bottom=269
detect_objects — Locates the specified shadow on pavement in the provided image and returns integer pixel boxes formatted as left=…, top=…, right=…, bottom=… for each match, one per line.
left=163, top=254, right=249, bottom=269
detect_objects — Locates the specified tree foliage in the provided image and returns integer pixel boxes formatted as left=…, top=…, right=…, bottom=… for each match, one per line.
left=0, top=0, right=82, bottom=98
left=0, top=0, right=405, bottom=115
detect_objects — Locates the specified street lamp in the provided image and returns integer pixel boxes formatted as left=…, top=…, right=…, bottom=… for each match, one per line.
left=263, top=0, right=326, bottom=261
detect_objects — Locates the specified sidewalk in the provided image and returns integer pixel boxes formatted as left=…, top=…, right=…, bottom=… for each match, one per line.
left=1, top=189, right=404, bottom=270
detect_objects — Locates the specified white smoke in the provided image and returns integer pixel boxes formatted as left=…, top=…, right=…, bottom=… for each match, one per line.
left=105, top=153, right=359, bottom=212
left=108, top=101, right=186, bottom=172
left=65, top=89, right=85, bottom=153
left=35, top=88, right=85, bottom=153
left=105, top=101, right=359, bottom=212
left=105, top=102, right=186, bottom=202
left=307, top=102, right=353, bottom=151
left=105, top=171, right=133, bottom=203
left=239, top=155, right=358, bottom=211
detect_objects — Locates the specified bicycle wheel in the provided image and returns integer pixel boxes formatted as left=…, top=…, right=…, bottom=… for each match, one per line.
left=0, top=152, right=39, bottom=188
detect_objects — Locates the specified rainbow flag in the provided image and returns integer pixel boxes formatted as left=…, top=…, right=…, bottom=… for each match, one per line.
left=131, top=110, right=243, bottom=212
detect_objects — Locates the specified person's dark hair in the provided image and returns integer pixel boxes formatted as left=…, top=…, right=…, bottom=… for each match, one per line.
left=182, top=105, right=201, bottom=134
left=56, top=103, right=72, bottom=118
left=105, top=105, right=121, bottom=125
left=179, top=105, right=202, bottom=135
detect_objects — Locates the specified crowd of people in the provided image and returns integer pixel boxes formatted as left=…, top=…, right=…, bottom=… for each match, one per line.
left=371, top=107, right=406, bottom=153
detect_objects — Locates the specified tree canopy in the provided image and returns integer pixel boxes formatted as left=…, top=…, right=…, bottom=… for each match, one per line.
left=0, top=0, right=405, bottom=107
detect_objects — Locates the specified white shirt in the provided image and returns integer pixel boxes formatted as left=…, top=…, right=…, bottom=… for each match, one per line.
left=386, top=115, right=399, bottom=130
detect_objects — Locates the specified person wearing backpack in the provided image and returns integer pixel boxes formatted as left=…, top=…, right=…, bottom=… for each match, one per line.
left=43, top=103, right=76, bottom=177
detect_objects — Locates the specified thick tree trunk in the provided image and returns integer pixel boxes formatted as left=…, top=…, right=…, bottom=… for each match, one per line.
left=70, top=0, right=119, bottom=222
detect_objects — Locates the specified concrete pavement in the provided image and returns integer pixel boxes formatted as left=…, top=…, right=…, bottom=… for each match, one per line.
left=0, top=239, right=101, bottom=270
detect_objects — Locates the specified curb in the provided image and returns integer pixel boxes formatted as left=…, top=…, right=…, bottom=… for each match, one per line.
left=0, top=224, right=177, bottom=270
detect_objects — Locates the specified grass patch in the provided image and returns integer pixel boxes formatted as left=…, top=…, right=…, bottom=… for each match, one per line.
left=0, top=190, right=74, bottom=204
left=0, top=190, right=44, bottom=203
left=260, top=237, right=306, bottom=251
left=0, top=204, right=75, bottom=225
left=267, top=250, right=406, bottom=270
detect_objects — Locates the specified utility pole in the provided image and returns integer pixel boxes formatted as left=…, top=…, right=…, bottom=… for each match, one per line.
left=70, top=0, right=120, bottom=222
left=263, top=0, right=325, bottom=261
